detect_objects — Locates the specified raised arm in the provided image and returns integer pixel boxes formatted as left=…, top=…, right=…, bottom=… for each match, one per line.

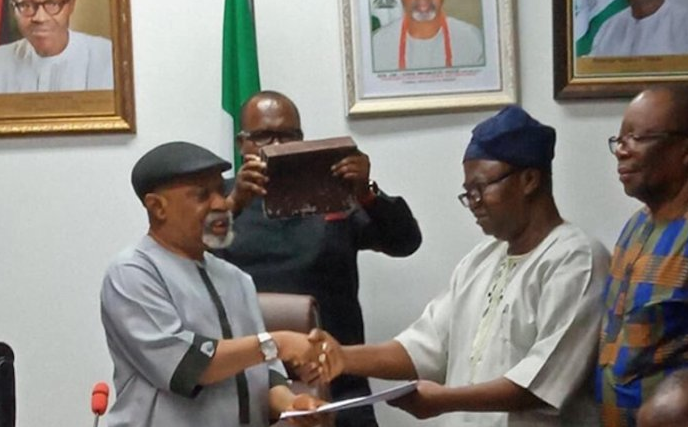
left=331, top=150, right=422, bottom=256
left=225, top=154, right=268, bottom=214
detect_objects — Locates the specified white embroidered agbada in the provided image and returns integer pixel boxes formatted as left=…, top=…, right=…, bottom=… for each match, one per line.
left=395, top=223, right=609, bottom=426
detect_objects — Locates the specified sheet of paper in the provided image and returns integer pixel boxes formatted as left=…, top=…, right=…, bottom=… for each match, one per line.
left=280, top=381, right=418, bottom=419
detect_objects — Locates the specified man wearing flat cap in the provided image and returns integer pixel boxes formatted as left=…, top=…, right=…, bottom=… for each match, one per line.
left=309, top=106, right=610, bottom=426
left=100, top=141, right=327, bottom=427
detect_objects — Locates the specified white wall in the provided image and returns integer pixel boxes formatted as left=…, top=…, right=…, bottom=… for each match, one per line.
left=0, top=1, right=641, bottom=426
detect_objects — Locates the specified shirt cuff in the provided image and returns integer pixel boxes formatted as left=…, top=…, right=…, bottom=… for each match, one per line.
left=269, top=369, right=289, bottom=389
left=169, top=335, right=217, bottom=398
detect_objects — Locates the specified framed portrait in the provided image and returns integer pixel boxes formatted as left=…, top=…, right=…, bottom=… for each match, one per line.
left=0, top=0, right=135, bottom=136
left=340, top=0, right=517, bottom=118
left=553, top=0, right=688, bottom=100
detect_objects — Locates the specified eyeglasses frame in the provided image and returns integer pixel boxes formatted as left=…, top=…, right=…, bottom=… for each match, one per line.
left=458, top=168, right=521, bottom=208
left=607, top=131, right=688, bottom=154
left=11, top=0, right=71, bottom=17
left=236, top=129, right=304, bottom=147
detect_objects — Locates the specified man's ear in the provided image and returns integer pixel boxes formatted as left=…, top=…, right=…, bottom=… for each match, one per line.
left=521, top=169, right=541, bottom=196
left=144, top=193, right=167, bottom=221
left=65, top=0, right=77, bottom=15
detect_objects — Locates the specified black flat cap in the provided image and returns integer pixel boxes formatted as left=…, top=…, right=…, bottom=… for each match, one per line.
left=131, top=141, right=232, bottom=201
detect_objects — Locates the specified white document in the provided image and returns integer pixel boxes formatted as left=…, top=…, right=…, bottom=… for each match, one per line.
left=280, top=381, right=418, bottom=419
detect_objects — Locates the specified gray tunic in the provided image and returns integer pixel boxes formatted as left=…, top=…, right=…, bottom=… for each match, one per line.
left=101, top=235, right=286, bottom=427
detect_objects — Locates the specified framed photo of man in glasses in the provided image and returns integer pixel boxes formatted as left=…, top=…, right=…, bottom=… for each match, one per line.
left=0, top=0, right=135, bottom=135
left=553, top=0, right=688, bottom=99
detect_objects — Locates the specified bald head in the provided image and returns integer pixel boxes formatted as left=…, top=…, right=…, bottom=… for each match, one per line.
left=638, top=370, right=688, bottom=427
left=240, top=90, right=301, bottom=130
left=638, top=84, right=688, bottom=132
left=237, top=91, right=303, bottom=156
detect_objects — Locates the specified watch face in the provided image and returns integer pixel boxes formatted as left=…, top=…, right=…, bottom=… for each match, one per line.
left=368, top=180, right=379, bottom=195
left=259, top=333, right=278, bottom=361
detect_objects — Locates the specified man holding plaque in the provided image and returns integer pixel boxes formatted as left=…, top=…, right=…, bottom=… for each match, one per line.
left=215, top=90, right=422, bottom=427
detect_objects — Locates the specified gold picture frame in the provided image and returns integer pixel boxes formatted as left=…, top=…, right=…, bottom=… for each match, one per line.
left=0, top=0, right=135, bottom=136
left=553, top=0, right=688, bottom=100
left=341, top=0, right=518, bottom=118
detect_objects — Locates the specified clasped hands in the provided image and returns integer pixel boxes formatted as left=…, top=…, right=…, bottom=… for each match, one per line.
left=274, top=329, right=450, bottom=421
left=272, top=329, right=344, bottom=386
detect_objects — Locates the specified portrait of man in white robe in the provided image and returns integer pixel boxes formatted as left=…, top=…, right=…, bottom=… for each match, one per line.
left=370, top=0, right=485, bottom=72
left=0, top=0, right=114, bottom=93
left=574, top=0, right=688, bottom=58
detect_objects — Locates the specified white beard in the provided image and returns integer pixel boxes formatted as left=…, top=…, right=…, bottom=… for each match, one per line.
left=202, top=211, right=234, bottom=249
left=410, top=1, right=437, bottom=21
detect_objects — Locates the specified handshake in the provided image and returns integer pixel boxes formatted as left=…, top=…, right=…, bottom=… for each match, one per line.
left=267, top=328, right=446, bottom=422
left=270, top=329, right=345, bottom=385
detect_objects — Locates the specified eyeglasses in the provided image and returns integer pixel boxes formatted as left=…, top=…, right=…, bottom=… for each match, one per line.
left=607, top=131, right=688, bottom=154
left=458, top=168, right=519, bottom=208
left=12, top=0, right=70, bottom=17
left=236, top=129, right=303, bottom=147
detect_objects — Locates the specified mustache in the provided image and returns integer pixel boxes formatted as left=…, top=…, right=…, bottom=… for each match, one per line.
left=204, top=211, right=231, bottom=229
left=202, top=211, right=234, bottom=250
left=411, top=0, right=437, bottom=11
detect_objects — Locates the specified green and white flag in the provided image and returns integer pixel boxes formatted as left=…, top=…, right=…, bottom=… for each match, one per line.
left=222, top=0, right=261, bottom=168
left=574, top=0, right=629, bottom=56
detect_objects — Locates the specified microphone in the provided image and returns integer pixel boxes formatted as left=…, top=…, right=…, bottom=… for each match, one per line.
left=0, top=343, right=16, bottom=427
left=91, top=382, right=109, bottom=427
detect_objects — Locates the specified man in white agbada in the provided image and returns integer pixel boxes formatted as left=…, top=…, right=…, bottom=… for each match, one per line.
left=0, top=0, right=113, bottom=93
left=310, top=106, right=610, bottom=426
left=372, top=0, right=484, bottom=71
left=590, top=0, right=688, bottom=57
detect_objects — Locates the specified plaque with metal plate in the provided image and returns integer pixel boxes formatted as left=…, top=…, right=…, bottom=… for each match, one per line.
left=260, top=137, right=358, bottom=219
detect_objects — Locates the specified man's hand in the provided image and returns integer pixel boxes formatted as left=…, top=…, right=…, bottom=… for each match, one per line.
left=307, top=329, right=345, bottom=383
left=269, top=386, right=331, bottom=427
left=285, top=393, right=333, bottom=427
left=387, top=380, right=449, bottom=419
left=227, top=154, right=267, bottom=213
left=331, top=151, right=370, bottom=198
left=272, top=331, right=320, bottom=367
left=291, top=362, right=321, bottom=387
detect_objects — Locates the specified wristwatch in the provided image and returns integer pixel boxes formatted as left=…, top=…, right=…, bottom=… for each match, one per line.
left=368, top=179, right=380, bottom=196
left=358, top=179, right=379, bottom=206
left=257, top=332, right=278, bottom=361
